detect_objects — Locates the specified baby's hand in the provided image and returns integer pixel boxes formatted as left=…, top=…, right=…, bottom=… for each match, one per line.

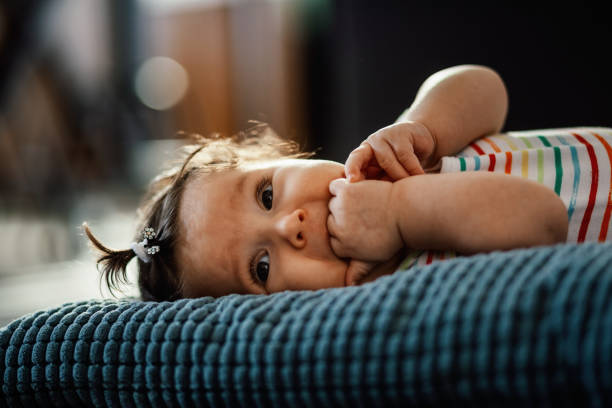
left=327, top=178, right=403, bottom=262
left=344, top=259, right=378, bottom=286
left=345, top=121, right=435, bottom=182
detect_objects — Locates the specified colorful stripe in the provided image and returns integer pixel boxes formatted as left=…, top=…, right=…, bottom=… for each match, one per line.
left=536, top=136, right=553, bottom=184
left=459, top=157, right=466, bottom=171
left=501, top=135, right=519, bottom=151
left=399, top=250, right=421, bottom=270
left=592, top=133, right=612, bottom=241
left=474, top=155, right=481, bottom=171
left=521, top=137, right=534, bottom=149
left=537, top=150, right=544, bottom=184
left=483, top=137, right=502, bottom=153
left=538, top=135, right=552, bottom=147
left=573, top=133, right=599, bottom=242
left=521, top=151, right=529, bottom=178
left=470, top=142, right=485, bottom=155
left=504, top=152, right=512, bottom=174
left=553, top=146, right=563, bottom=196
left=488, top=154, right=496, bottom=172
left=556, top=136, right=580, bottom=221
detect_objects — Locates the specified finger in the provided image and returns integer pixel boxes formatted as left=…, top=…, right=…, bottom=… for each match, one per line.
left=365, top=165, right=385, bottom=180
left=388, top=141, right=425, bottom=176
left=367, top=136, right=411, bottom=181
left=329, top=236, right=347, bottom=259
left=326, top=200, right=339, bottom=235
left=345, top=259, right=375, bottom=286
left=328, top=178, right=348, bottom=196
left=345, top=144, right=373, bottom=182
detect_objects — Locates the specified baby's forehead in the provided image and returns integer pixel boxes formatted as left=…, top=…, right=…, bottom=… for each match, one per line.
left=180, top=169, right=243, bottom=222
left=177, top=171, right=245, bottom=291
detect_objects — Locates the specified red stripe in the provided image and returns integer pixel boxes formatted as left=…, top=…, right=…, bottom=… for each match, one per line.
left=504, top=152, right=512, bottom=174
left=470, top=142, right=486, bottom=155
left=488, top=154, right=496, bottom=172
left=573, top=133, right=599, bottom=242
left=593, top=133, right=612, bottom=240
left=426, top=252, right=434, bottom=264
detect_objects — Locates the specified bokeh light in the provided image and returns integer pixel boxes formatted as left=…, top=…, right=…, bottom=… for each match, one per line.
left=134, top=56, right=189, bottom=111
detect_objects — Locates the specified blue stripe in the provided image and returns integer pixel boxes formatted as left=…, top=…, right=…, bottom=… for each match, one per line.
left=556, top=135, right=580, bottom=220
left=474, top=155, right=481, bottom=171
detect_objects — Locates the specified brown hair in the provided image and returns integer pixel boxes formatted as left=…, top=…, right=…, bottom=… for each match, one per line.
left=84, top=122, right=313, bottom=301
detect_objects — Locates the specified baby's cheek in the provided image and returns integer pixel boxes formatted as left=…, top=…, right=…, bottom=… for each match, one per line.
left=272, top=256, right=347, bottom=292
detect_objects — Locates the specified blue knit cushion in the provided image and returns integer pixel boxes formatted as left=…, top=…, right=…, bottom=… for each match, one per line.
left=2, top=242, right=612, bottom=407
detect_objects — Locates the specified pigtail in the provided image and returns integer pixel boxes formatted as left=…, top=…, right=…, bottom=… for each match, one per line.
left=82, top=222, right=135, bottom=297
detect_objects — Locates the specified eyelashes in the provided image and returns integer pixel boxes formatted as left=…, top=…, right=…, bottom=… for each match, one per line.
left=256, top=176, right=273, bottom=210
left=249, top=252, right=270, bottom=285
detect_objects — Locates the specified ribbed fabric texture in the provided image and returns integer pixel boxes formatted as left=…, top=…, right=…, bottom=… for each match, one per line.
left=2, top=242, right=612, bottom=407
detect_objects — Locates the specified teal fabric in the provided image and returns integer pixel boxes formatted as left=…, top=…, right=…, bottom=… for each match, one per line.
left=2, top=242, right=612, bottom=407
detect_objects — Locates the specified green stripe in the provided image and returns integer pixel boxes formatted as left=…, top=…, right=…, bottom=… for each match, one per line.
left=522, top=137, right=534, bottom=149
left=399, top=250, right=423, bottom=269
left=537, top=150, right=544, bottom=184
left=553, top=146, right=563, bottom=195
left=538, top=135, right=552, bottom=147
left=459, top=157, right=466, bottom=171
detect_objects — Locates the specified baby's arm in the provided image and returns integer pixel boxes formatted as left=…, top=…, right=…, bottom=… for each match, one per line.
left=346, top=65, right=508, bottom=180
left=391, top=172, right=568, bottom=254
left=397, top=64, right=509, bottom=167
left=328, top=172, right=568, bottom=263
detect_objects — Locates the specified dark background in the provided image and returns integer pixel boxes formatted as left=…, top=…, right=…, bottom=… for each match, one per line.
left=302, top=2, right=612, bottom=161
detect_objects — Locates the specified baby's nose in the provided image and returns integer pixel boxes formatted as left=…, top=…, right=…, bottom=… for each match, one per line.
left=275, top=209, right=306, bottom=249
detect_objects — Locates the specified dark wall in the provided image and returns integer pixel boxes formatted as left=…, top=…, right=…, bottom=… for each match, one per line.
left=303, top=2, right=612, bottom=162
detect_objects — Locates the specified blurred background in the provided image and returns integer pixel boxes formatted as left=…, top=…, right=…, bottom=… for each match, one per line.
left=1, top=0, right=611, bottom=325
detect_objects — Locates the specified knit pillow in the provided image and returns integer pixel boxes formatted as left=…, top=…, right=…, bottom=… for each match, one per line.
left=2, top=242, right=612, bottom=407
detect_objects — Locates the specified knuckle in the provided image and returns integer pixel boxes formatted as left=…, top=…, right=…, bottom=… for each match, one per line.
left=375, top=153, right=391, bottom=166
left=352, top=143, right=369, bottom=155
left=396, top=149, right=415, bottom=164
left=366, top=132, right=383, bottom=146
left=366, top=131, right=379, bottom=141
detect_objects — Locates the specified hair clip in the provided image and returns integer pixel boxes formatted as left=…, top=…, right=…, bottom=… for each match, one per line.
left=130, top=227, right=160, bottom=263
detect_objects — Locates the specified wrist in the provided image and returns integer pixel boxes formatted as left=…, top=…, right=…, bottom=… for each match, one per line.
left=399, top=120, right=438, bottom=170
left=413, top=120, right=438, bottom=169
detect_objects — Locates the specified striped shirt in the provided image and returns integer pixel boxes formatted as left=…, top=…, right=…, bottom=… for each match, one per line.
left=401, top=127, right=612, bottom=268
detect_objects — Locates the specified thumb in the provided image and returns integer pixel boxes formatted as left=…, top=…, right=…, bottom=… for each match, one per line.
left=345, top=259, right=377, bottom=286
left=329, top=177, right=348, bottom=196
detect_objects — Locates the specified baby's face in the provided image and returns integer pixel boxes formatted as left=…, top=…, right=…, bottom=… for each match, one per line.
left=177, top=158, right=348, bottom=296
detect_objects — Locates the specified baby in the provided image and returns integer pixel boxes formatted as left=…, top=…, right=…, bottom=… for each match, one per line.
left=85, top=65, right=611, bottom=301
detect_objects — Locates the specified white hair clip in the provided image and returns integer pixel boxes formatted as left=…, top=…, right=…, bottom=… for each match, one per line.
left=130, top=227, right=160, bottom=263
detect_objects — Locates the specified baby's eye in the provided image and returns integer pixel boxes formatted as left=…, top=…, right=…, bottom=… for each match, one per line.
left=254, top=253, right=270, bottom=283
left=261, top=184, right=273, bottom=210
